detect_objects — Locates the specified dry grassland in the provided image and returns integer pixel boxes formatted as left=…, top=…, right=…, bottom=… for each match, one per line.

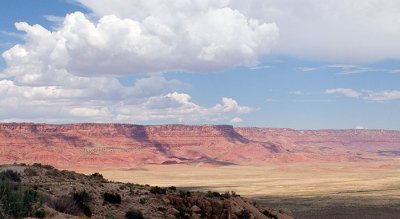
left=81, top=161, right=400, bottom=218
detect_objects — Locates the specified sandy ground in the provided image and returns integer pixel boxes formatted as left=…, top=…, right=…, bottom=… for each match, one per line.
left=80, top=160, right=400, bottom=218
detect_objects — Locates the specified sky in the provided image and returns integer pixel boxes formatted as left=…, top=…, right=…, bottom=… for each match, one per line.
left=0, top=0, right=399, bottom=130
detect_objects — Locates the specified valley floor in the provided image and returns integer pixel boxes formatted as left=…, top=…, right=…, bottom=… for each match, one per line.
left=81, top=160, right=400, bottom=219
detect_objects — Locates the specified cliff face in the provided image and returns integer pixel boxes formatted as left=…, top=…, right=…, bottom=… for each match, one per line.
left=0, top=123, right=399, bottom=169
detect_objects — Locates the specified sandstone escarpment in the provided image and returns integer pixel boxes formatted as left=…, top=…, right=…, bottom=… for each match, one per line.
left=0, top=123, right=399, bottom=169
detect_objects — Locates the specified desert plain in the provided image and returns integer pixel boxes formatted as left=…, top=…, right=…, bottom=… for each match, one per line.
left=90, top=161, right=400, bottom=219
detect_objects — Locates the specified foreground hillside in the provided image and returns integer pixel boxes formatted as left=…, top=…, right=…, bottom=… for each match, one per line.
left=0, top=163, right=292, bottom=219
left=1, top=123, right=399, bottom=169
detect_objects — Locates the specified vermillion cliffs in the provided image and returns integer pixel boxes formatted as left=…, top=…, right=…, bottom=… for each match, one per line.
left=0, top=123, right=399, bottom=169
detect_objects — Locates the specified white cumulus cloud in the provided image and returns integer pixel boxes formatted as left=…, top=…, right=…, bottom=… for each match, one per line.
left=364, top=90, right=400, bottom=101
left=2, top=8, right=278, bottom=77
left=230, top=117, right=243, bottom=123
left=355, top=125, right=365, bottom=130
left=325, top=88, right=362, bottom=98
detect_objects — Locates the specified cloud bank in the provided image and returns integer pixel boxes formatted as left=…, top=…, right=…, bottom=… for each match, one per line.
left=326, top=88, right=400, bottom=101
left=232, top=0, right=400, bottom=63
left=1, top=1, right=279, bottom=122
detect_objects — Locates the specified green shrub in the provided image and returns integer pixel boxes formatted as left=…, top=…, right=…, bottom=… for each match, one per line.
left=103, top=192, right=121, bottom=204
left=125, top=209, right=144, bottom=219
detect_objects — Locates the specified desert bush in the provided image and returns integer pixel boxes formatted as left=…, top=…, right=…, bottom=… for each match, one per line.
left=179, top=190, right=191, bottom=197
left=0, top=169, right=21, bottom=182
left=231, top=191, right=239, bottom=197
left=168, top=186, right=177, bottom=191
left=205, top=191, right=221, bottom=198
left=45, top=169, right=62, bottom=177
left=200, top=208, right=207, bottom=218
left=80, top=204, right=92, bottom=217
left=47, top=196, right=81, bottom=215
left=73, top=191, right=92, bottom=217
left=262, top=210, right=278, bottom=219
left=238, top=209, right=251, bottom=219
left=139, top=197, right=146, bottom=204
left=90, top=172, right=104, bottom=179
left=103, top=192, right=121, bottom=204
left=125, top=209, right=144, bottom=219
left=105, top=214, right=117, bottom=219
left=33, top=163, right=54, bottom=170
left=34, top=209, right=46, bottom=218
left=221, top=191, right=231, bottom=199
left=177, top=207, right=192, bottom=219
left=24, top=168, right=38, bottom=176
left=73, top=191, right=90, bottom=205
left=149, top=186, right=166, bottom=195
left=61, top=170, right=77, bottom=180
left=0, top=178, right=40, bottom=218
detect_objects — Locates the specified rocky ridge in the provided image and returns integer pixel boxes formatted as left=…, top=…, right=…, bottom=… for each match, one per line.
left=0, top=164, right=293, bottom=219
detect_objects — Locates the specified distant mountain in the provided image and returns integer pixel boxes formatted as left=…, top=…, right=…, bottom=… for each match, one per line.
left=0, top=123, right=399, bottom=169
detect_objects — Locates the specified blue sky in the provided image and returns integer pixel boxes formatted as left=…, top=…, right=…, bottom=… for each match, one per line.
left=0, top=0, right=399, bottom=129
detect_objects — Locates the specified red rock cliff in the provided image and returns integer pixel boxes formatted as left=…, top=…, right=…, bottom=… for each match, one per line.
left=0, top=123, right=399, bottom=169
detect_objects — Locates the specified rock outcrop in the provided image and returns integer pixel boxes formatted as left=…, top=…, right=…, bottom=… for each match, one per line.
left=0, top=123, right=399, bottom=169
